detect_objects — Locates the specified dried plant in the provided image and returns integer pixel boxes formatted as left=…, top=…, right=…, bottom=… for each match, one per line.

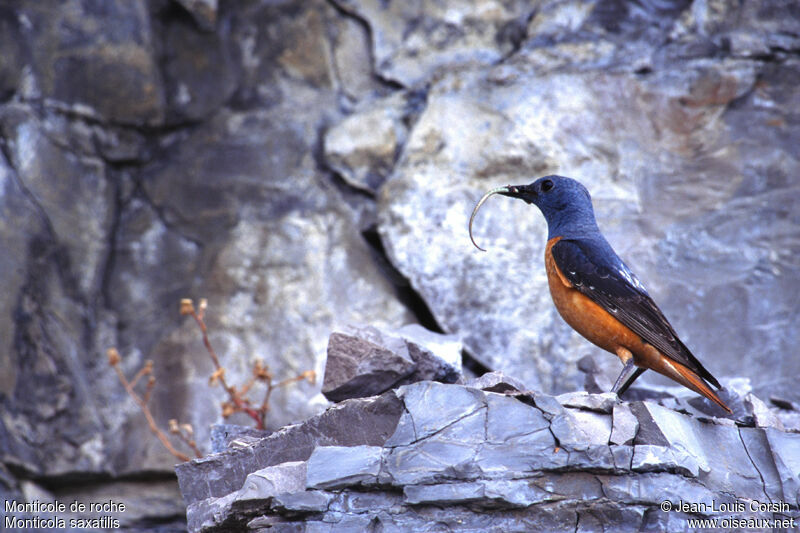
left=107, top=348, right=199, bottom=462
left=108, top=298, right=316, bottom=461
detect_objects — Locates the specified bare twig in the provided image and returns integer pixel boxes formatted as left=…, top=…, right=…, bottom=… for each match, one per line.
left=108, top=348, right=196, bottom=462
left=180, top=298, right=315, bottom=430
left=109, top=298, right=317, bottom=462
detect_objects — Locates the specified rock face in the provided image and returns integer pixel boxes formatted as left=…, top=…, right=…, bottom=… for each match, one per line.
left=1, top=0, right=799, bottom=531
left=178, top=379, right=800, bottom=532
left=374, top=8, right=800, bottom=395
left=322, top=324, right=462, bottom=401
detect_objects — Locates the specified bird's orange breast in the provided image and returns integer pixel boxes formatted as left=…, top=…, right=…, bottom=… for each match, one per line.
left=544, top=237, right=646, bottom=362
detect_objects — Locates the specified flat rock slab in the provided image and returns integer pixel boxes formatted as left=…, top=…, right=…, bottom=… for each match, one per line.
left=180, top=381, right=800, bottom=532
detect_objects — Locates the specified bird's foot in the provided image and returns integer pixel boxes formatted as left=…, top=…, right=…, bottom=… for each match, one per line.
left=611, top=359, right=645, bottom=397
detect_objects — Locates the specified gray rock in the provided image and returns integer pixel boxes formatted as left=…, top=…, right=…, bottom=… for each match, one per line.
left=271, top=490, right=333, bottom=514
left=556, top=391, right=617, bottom=413
left=2, top=2, right=415, bottom=517
left=631, top=402, right=768, bottom=498
left=238, top=462, right=307, bottom=501
left=331, top=0, right=535, bottom=86
left=467, top=371, right=528, bottom=394
left=577, top=354, right=617, bottom=394
left=393, top=381, right=485, bottom=444
left=610, top=403, right=639, bottom=446
left=392, top=323, right=463, bottom=385
left=180, top=380, right=800, bottom=532
left=632, top=445, right=702, bottom=478
left=175, top=0, right=218, bottom=31
left=550, top=409, right=611, bottom=448
left=177, top=391, right=403, bottom=505
left=2, top=0, right=800, bottom=530
left=306, top=446, right=382, bottom=490
left=210, top=424, right=271, bottom=454
left=322, top=331, right=416, bottom=402
left=158, top=11, right=237, bottom=121
left=375, top=27, right=800, bottom=408
left=403, top=481, right=485, bottom=506
left=599, top=472, right=718, bottom=510
left=324, top=93, right=409, bottom=193
left=764, top=428, right=800, bottom=507
left=187, top=461, right=308, bottom=532
left=22, top=0, right=166, bottom=125
left=738, top=427, right=786, bottom=506
left=744, top=393, right=785, bottom=431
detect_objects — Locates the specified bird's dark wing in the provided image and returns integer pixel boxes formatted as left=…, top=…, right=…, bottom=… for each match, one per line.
left=551, top=238, right=721, bottom=388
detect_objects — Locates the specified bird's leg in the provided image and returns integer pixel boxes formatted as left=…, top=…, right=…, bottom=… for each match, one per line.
left=612, top=348, right=645, bottom=396
left=614, top=364, right=645, bottom=396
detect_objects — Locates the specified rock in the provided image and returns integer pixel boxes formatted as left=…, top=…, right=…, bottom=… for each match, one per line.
left=631, top=402, right=768, bottom=498
left=556, top=391, right=617, bottom=413
left=210, top=424, right=271, bottom=454
left=176, top=391, right=403, bottom=505
left=180, top=381, right=800, bottom=531
left=1, top=104, right=116, bottom=296
left=22, top=0, right=167, bottom=125
left=157, top=10, right=237, bottom=121
left=134, top=102, right=413, bottom=441
left=322, top=324, right=463, bottom=402
left=331, top=0, right=535, bottom=86
left=632, top=445, right=702, bottom=478
left=610, top=403, right=638, bottom=446
left=744, top=392, right=785, bottom=431
left=306, top=445, right=382, bottom=489
left=175, top=0, right=218, bottom=31
left=577, top=354, right=616, bottom=394
left=187, top=461, right=307, bottom=532
left=466, top=371, right=527, bottom=394
left=322, top=330, right=416, bottom=402
left=391, top=323, right=463, bottom=385
left=770, top=397, right=800, bottom=433
left=764, top=428, right=800, bottom=507
left=0, top=10, right=24, bottom=101
left=1, top=0, right=414, bottom=513
left=324, top=93, right=409, bottom=193
left=1, top=0, right=799, bottom=530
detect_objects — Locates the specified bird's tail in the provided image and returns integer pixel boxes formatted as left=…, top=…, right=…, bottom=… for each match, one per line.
left=672, top=362, right=732, bottom=413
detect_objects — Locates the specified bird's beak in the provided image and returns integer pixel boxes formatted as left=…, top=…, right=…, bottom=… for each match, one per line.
left=497, top=184, right=529, bottom=199
left=469, top=185, right=530, bottom=251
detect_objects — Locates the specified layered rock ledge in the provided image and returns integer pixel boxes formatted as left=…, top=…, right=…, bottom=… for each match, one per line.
left=177, top=377, right=800, bottom=532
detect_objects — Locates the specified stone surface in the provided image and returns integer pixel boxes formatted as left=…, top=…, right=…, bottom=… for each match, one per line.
left=1, top=0, right=799, bottom=530
left=1, top=4, right=413, bottom=526
left=324, top=92, right=409, bottom=193
left=331, top=0, right=535, bottom=86
left=391, top=323, right=463, bottom=385
left=556, top=391, right=617, bottom=413
left=322, top=325, right=463, bottom=402
left=180, top=381, right=800, bottom=532
left=466, top=370, right=528, bottom=394
left=306, top=445, right=383, bottom=489
left=209, top=424, right=271, bottom=454
left=371, top=3, right=800, bottom=405
left=322, top=330, right=416, bottom=402
left=176, top=391, right=403, bottom=505
left=610, top=403, right=639, bottom=446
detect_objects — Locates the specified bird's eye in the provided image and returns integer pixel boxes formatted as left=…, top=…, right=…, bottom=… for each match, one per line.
left=541, top=179, right=554, bottom=192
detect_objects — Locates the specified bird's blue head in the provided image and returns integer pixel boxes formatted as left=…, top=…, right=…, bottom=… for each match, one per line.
left=498, top=175, right=599, bottom=239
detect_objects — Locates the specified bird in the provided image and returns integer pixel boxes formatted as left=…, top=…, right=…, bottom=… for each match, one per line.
left=468, top=175, right=731, bottom=413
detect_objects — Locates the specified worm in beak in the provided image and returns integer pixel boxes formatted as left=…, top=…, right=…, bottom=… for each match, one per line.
left=468, top=186, right=512, bottom=251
